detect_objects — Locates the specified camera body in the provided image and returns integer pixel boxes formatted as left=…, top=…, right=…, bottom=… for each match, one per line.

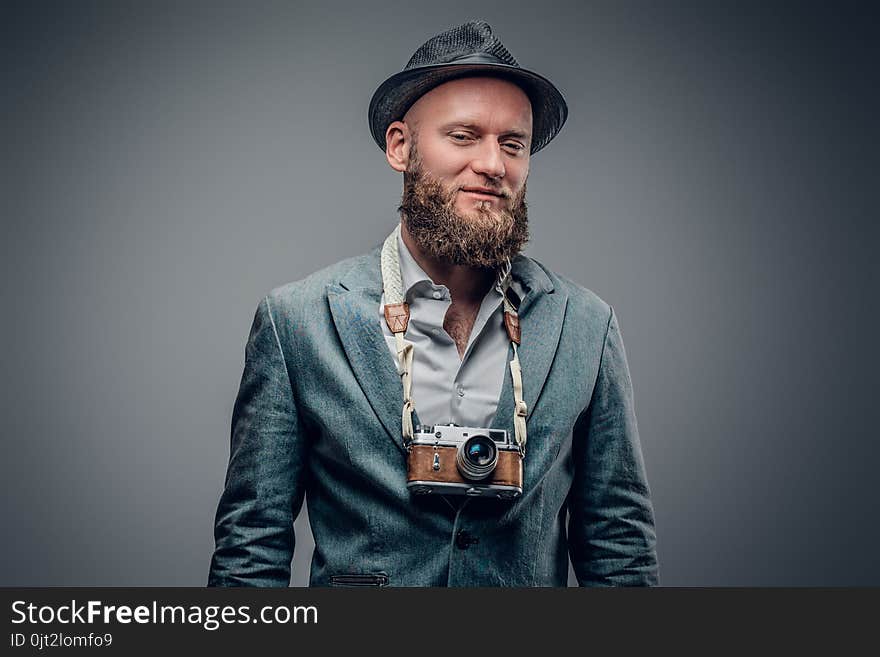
left=406, top=423, right=523, bottom=499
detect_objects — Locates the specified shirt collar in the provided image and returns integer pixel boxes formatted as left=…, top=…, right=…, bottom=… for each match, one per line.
left=396, top=230, right=436, bottom=298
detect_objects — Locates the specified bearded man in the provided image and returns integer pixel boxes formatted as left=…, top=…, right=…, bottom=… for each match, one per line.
left=209, top=20, right=659, bottom=587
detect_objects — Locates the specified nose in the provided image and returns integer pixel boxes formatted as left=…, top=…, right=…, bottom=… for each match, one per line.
left=470, top=141, right=506, bottom=181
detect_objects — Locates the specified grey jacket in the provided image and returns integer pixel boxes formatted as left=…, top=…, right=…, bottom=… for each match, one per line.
left=208, top=245, right=658, bottom=586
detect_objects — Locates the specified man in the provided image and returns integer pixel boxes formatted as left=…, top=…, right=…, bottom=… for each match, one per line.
left=209, top=20, right=658, bottom=587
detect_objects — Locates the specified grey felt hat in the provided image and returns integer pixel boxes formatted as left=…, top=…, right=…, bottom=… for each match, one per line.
left=368, top=20, right=568, bottom=154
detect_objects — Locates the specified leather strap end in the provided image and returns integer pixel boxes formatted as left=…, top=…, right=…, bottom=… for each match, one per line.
left=503, top=311, right=521, bottom=345
left=384, top=302, right=410, bottom=333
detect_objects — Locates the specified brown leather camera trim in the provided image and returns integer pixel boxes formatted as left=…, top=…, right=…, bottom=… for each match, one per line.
left=406, top=444, right=522, bottom=487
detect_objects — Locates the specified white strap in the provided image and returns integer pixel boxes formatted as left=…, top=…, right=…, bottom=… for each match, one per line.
left=381, top=225, right=405, bottom=305
left=498, top=270, right=528, bottom=454
left=381, top=226, right=416, bottom=444
left=395, top=331, right=415, bottom=442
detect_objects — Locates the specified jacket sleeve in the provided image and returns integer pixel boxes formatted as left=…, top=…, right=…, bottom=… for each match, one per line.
left=567, top=306, right=659, bottom=586
left=208, top=295, right=308, bottom=586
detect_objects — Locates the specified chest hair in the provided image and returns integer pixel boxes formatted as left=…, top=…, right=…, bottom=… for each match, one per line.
left=443, top=302, right=481, bottom=359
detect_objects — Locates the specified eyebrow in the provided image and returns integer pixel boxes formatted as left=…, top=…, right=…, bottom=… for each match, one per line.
left=441, top=122, right=531, bottom=141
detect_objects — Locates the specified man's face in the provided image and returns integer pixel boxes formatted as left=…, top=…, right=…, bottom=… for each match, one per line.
left=387, top=76, right=533, bottom=268
left=402, top=76, right=532, bottom=217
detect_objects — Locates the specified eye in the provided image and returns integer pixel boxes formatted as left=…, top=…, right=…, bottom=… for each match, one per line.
left=449, top=132, right=473, bottom=142
left=503, top=142, right=526, bottom=154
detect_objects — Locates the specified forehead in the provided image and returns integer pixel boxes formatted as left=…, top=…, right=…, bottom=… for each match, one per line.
left=405, top=76, right=533, bottom=135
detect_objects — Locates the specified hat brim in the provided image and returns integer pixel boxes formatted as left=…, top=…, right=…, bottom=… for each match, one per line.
left=368, top=62, right=567, bottom=155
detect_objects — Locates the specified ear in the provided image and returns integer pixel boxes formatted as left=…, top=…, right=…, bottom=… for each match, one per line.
left=385, top=120, right=411, bottom=172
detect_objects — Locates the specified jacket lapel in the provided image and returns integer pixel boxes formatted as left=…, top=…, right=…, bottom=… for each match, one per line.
left=326, top=247, right=416, bottom=455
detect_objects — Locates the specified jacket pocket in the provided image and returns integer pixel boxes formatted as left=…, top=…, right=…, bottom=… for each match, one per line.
left=329, top=573, right=389, bottom=587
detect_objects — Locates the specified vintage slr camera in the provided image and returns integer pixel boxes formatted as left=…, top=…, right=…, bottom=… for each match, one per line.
left=406, top=424, right=523, bottom=499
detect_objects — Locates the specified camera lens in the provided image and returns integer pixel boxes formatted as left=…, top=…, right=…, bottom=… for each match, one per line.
left=468, top=440, right=493, bottom=465
left=456, top=435, right=498, bottom=481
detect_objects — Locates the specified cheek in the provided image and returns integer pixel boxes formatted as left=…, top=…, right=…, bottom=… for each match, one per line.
left=510, top=163, right=529, bottom=187
left=418, top=142, right=466, bottom=174
left=510, top=176, right=529, bottom=198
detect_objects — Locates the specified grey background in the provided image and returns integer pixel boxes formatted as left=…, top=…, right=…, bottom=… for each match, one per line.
left=2, top=0, right=877, bottom=586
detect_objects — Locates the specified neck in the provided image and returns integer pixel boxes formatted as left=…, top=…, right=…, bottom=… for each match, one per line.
left=400, top=221, right=495, bottom=305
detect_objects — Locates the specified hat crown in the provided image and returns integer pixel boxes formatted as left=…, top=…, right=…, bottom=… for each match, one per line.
left=404, top=20, right=520, bottom=70
left=368, top=19, right=567, bottom=154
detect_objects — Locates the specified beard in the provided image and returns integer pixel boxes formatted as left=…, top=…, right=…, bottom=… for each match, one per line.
left=397, top=151, right=529, bottom=269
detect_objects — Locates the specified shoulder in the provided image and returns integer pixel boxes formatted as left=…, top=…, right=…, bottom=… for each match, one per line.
left=519, top=254, right=614, bottom=330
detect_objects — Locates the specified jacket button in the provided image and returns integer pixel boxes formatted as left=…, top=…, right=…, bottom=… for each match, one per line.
left=456, top=530, right=479, bottom=550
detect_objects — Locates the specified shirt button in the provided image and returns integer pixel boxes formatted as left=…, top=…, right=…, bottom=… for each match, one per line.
left=432, top=290, right=443, bottom=300
left=457, top=386, right=465, bottom=397
left=431, top=328, right=440, bottom=335
left=456, top=530, right=479, bottom=550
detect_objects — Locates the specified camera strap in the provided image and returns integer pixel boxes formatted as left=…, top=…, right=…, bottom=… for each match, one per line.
left=380, top=224, right=527, bottom=455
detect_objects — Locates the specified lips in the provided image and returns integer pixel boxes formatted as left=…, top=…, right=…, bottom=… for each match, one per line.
left=461, top=187, right=504, bottom=199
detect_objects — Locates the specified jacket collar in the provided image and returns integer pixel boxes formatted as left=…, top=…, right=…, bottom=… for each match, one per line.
left=327, top=243, right=566, bottom=455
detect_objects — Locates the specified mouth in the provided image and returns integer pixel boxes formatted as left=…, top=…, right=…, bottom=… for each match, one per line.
left=460, top=187, right=505, bottom=201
